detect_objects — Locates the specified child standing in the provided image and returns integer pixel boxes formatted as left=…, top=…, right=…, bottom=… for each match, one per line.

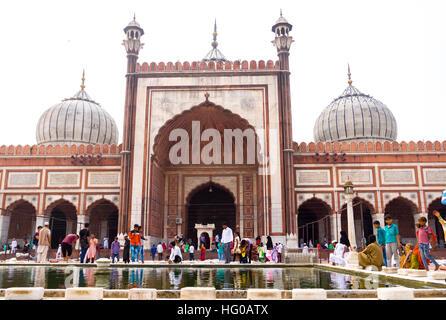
left=150, top=244, right=157, bottom=261
left=189, top=244, right=195, bottom=260
left=416, top=217, right=440, bottom=271
left=217, top=241, right=224, bottom=261
left=123, top=235, right=130, bottom=264
left=240, top=240, right=248, bottom=263
left=257, top=243, right=265, bottom=262
left=111, top=237, right=120, bottom=263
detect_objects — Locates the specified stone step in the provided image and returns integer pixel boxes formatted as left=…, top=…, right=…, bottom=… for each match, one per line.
left=247, top=289, right=282, bottom=300
left=180, top=287, right=216, bottom=300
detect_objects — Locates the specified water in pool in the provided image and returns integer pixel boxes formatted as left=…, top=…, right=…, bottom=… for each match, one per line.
left=0, top=266, right=437, bottom=290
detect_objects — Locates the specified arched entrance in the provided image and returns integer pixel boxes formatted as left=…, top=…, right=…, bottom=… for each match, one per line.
left=428, top=198, right=446, bottom=247
left=186, top=182, right=236, bottom=247
left=341, top=197, right=374, bottom=248
left=297, top=198, right=332, bottom=245
left=384, top=197, right=417, bottom=243
left=46, top=200, right=77, bottom=249
left=87, top=199, right=119, bottom=242
left=6, top=200, right=36, bottom=245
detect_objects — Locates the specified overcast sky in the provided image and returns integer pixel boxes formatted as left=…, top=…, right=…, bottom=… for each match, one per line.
left=0, top=0, right=444, bottom=145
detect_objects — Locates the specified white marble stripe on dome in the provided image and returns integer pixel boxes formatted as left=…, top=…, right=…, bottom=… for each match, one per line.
left=41, top=104, right=55, bottom=142
left=109, top=119, right=114, bottom=144
left=71, top=100, right=80, bottom=141
left=54, top=101, right=65, bottom=140
left=102, top=108, right=109, bottom=144
left=57, top=102, right=69, bottom=139
left=47, top=104, right=58, bottom=141
left=362, top=95, right=374, bottom=137
left=87, top=99, right=94, bottom=143
left=95, top=102, right=103, bottom=144
left=355, top=95, right=365, bottom=137
left=90, top=102, right=100, bottom=144
left=341, top=93, right=348, bottom=139
left=80, top=100, right=86, bottom=141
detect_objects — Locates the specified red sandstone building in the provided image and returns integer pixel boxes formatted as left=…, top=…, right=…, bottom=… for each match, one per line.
left=0, top=15, right=445, bottom=249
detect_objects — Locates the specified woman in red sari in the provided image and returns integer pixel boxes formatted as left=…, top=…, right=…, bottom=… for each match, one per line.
left=200, top=244, right=206, bottom=261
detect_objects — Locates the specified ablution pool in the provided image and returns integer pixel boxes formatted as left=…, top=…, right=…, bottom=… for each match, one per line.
left=0, top=266, right=439, bottom=290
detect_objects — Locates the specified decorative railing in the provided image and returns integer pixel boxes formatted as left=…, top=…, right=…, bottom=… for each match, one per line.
left=0, top=144, right=122, bottom=156
left=293, top=141, right=446, bottom=153
left=136, top=60, right=280, bottom=73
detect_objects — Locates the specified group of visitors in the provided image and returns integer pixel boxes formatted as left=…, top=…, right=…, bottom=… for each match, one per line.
left=11, top=221, right=286, bottom=265
left=328, top=213, right=446, bottom=272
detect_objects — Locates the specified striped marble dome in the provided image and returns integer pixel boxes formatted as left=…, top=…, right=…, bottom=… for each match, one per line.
left=36, top=87, right=118, bottom=146
left=313, top=83, right=397, bottom=143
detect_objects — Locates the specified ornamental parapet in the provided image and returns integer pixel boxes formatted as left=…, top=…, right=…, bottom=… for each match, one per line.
left=0, top=144, right=122, bottom=157
left=293, top=140, right=446, bottom=153
left=135, top=60, right=280, bottom=73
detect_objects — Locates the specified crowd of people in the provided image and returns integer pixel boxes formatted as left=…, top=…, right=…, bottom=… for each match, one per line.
left=328, top=213, right=446, bottom=272
left=6, top=220, right=286, bottom=265
left=161, top=224, right=286, bottom=264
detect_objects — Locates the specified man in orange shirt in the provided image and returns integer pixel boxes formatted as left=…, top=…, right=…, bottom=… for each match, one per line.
left=129, top=224, right=141, bottom=263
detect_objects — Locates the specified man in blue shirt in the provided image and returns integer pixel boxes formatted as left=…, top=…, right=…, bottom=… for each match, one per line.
left=384, top=215, right=402, bottom=267
left=374, top=220, right=387, bottom=267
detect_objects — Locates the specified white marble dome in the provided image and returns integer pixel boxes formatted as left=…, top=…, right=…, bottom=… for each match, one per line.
left=313, top=83, right=397, bottom=143
left=36, top=88, right=119, bottom=146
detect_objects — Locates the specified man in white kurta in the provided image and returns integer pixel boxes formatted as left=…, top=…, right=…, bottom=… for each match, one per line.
left=221, top=224, right=233, bottom=264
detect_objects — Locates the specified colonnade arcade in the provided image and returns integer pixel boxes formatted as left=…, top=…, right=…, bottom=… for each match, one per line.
left=296, top=195, right=438, bottom=247
left=1, top=198, right=119, bottom=248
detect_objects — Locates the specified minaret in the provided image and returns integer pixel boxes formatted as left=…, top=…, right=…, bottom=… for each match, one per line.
left=271, top=11, right=297, bottom=247
left=119, top=15, right=144, bottom=234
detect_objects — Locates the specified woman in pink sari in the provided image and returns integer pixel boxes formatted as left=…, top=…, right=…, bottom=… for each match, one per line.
left=85, top=234, right=98, bottom=263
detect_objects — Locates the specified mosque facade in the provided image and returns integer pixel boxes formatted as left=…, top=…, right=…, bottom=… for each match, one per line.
left=0, top=14, right=445, bottom=249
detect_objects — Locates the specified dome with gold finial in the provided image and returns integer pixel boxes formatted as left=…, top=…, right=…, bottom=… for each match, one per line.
left=36, top=71, right=119, bottom=146
left=313, top=65, right=397, bottom=143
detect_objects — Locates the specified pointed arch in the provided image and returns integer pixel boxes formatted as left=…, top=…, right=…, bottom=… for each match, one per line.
left=384, top=196, right=418, bottom=241
left=44, top=199, right=78, bottom=248
left=44, top=198, right=78, bottom=216
left=297, top=197, right=332, bottom=245
left=86, top=198, right=119, bottom=242
left=5, top=199, right=37, bottom=216
left=185, top=182, right=236, bottom=246
left=340, top=197, right=375, bottom=247
left=152, top=99, right=261, bottom=167
left=186, top=181, right=236, bottom=204
left=5, top=199, right=36, bottom=244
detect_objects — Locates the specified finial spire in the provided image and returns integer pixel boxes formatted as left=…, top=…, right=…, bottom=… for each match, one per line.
left=280, top=8, right=283, bottom=17
left=133, top=13, right=136, bottom=21
left=80, top=69, right=86, bottom=90
left=212, top=19, right=218, bottom=48
left=347, top=64, right=352, bottom=86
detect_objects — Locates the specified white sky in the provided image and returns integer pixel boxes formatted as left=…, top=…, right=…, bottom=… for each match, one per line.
left=0, top=0, right=445, bottom=145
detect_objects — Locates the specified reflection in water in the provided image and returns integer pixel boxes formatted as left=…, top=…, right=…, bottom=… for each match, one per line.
left=0, top=266, right=436, bottom=290
left=129, top=268, right=144, bottom=288
left=34, top=267, right=45, bottom=287
left=330, top=272, right=351, bottom=290
left=168, top=269, right=183, bottom=289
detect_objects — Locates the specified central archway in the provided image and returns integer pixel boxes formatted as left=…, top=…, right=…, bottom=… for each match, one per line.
left=186, top=182, right=236, bottom=246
